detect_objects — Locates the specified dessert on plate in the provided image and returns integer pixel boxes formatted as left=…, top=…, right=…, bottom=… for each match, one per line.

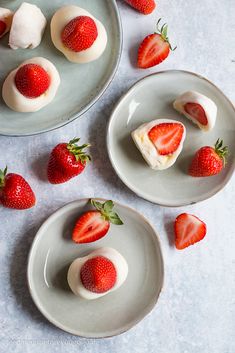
left=0, top=7, right=13, bottom=38
left=2, top=57, right=60, bottom=112
left=173, top=91, right=217, bottom=131
left=9, top=2, right=46, bottom=49
left=67, top=247, right=128, bottom=300
left=50, top=5, right=107, bottom=63
left=132, top=119, right=186, bottom=170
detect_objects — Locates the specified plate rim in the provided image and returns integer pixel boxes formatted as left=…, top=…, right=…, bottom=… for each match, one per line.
left=27, top=198, right=165, bottom=338
left=0, top=0, right=123, bottom=137
left=107, top=69, right=235, bottom=207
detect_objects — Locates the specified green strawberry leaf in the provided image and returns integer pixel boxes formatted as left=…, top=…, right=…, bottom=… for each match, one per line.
left=90, top=199, right=103, bottom=211
left=108, top=212, right=123, bottom=225
left=104, top=200, right=114, bottom=213
left=90, top=199, right=123, bottom=225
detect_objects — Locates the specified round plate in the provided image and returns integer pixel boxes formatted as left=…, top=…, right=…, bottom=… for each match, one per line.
left=27, top=199, right=164, bottom=338
left=0, top=0, right=122, bottom=136
left=107, top=70, right=235, bottom=207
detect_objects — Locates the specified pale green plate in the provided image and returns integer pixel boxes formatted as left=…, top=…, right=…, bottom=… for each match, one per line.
left=107, top=70, right=235, bottom=207
left=27, top=199, right=164, bottom=338
left=0, top=0, right=122, bottom=136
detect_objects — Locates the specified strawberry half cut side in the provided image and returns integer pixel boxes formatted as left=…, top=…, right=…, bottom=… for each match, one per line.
left=184, top=102, right=208, bottom=126
left=148, top=122, right=184, bottom=155
left=72, top=199, right=123, bottom=244
left=174, top=213, right=207, bottom=250
left=0, top=20, right=7, bottom=36
left=137, top=18, right=176, bottom=69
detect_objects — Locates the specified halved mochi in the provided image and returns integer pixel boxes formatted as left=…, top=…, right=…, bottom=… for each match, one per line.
left=131, top=119, right=186, bottom=170
left=2, top=57, right=60, bottom=113
left=0, top=8, right=13, bottom=38
left=173, top=91, right=217, bottom=131
left=67, top=247, right=128, bottom=300
left=51, top=5, right=107, bottom=63
left=9, top=2, right=46, bottom=49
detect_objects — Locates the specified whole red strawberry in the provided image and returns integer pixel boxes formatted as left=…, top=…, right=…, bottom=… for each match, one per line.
left=0, top=167, right=36, bottom=210
left=189, top=139, right=228, bottom=177
left=137, top=18, right=176, bottom=69
left=61, top=16, right=98, bottom=52
left=47, top=138, right=91, bottom=184
left=72, top=199, right=123, bottom=243
left=15, top=64, right=51, bottom=98
left=80, top=256, right=117, bottom=293
left=124, top=0, right=156, bottom=14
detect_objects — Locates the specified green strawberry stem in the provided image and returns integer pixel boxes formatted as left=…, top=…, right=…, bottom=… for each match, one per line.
left=90, top=199, right=123, bottom=225
left=0, top=167, right=7, bottom=188
left=67, top=138, right=91, bottom=164
left=156, top=18, right=177, bottom=51
left=215, top=139, right=229, bottom=165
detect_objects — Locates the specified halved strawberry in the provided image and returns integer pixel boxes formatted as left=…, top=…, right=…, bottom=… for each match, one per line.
left=0, top=20, right=6, bottom=36
left=148, top=122, right=184, bottom=155
left=174, top=213, right=207, bottom=250
left=124, top=0, right=156, bottom=15
left=184, top=103, right=208, bottom=126
left=61, top=16, right=98, bottom=52
left=72, top=199, right=123, bottom=243
left=15, top=64, right=50, bottom=98
left=137, top=18, right=176, bottom=69
left=80, top=256, right=117, bottom=293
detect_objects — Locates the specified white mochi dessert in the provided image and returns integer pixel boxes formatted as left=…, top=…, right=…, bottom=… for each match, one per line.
left=132, top=119, right=186, bottom=170
left=2, top=57, right=60, bottom=113
left=51, top=5, right=107, bottom=63
left=173, top=91, right=217, bottom=131
left=9, top=2, right=46, bottom=49
left=67, top=247, right=128, bottom=300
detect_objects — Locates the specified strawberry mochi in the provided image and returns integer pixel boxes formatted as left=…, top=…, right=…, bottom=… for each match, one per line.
left=173, top=91, right=217, bottom=131
left=67, top=248, right=128, bottom=300
left=50, top=5, right=107, bottom=63
left=2, top=57, right=60, bottom=113
left=9, top=2, right=46, bottom=49
left=0, top=8, right=13, bottom=38
left=132, top=119, right=186, bottom=170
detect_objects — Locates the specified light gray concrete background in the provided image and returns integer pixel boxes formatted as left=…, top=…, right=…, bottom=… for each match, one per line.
left=1, top=0, right=235, bottom=352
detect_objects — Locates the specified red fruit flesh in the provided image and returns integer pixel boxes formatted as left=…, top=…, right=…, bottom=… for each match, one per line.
left=124, top=0, right=156, bottom=15
left=148, top=122, right=184, bottom=155
left=61, top=16, right=98, bottom=52
left=0, top=173, right=36, bottom=210
left=80, top=256, right=117, bottom=293
left=138, top=33, right=170, bottom=69
left=72, top=210, right=110, bottom=243
left=175, top=213, right=207, bottom=250
left=0, top=20, right=7, bottom=36
left=15, top=64, right=50, bottom=98
left=184, top=103, right=208, bottom=126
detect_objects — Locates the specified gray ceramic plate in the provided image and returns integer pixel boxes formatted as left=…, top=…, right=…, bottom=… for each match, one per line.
left=27, top=199, right=164, bottom=338
left=107, top=70, right=235, bottom=207
left=0, top=0, right=122, bottom=136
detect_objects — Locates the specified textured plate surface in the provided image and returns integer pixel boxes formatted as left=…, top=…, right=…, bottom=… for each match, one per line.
left=27, top=199, right=164, bottom=338
left=0, top=0, right=122, bottom=136
left=107, top=70, right=235, bottom=206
